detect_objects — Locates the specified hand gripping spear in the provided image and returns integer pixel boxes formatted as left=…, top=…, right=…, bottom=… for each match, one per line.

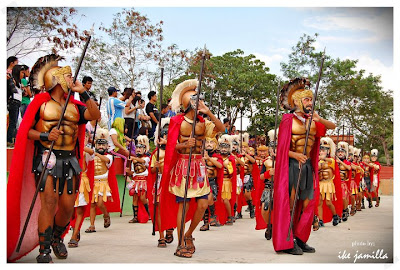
left=16, top=30, right=93, bottom=252
left=265, top=83, right=281, bottom=240
left=152, top=67, right=164, bottom=235
left=178, top=45, right=207, bottom=247
left=286, top=49, right=326, bottom=241
left=120, top=97, right=139, bottom=217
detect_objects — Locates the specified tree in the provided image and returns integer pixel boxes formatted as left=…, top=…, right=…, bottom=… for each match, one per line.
left=7, top=7, right=87, bottom=57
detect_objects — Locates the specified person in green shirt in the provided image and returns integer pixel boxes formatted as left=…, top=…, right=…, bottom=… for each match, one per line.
left=20, top=65, right=32, bottom=118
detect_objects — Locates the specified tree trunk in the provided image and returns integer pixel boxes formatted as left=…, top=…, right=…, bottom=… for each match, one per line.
left=381, top=137, right=391, bottom=166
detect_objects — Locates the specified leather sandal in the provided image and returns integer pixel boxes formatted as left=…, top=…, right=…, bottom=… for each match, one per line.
left=85, top=225, right=96, bottom=233
left=184, top=236, right=195, bottom=254
left=174, top=246, right=192, bottom=258
left=157, top=238, right=167, bottom=248
left=104, top=215, right=111, bottom=228
left=165, top=229, right=174, bottom=244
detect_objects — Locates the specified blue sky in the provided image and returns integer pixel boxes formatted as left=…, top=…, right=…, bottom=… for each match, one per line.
left=74, top=6, right=393, bottom=92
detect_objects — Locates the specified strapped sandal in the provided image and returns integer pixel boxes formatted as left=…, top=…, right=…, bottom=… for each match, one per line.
left=350, top=207, right=356, bottom=216
left=200, top=223, right=209, bottom=231
left=312, top=216, right=319, bottom=231
left=85, top=225, right=96, bottom=233
left=174, top=246, right=192, bottom=258
left=184, top=236, right=195, bottom=254
left=104, top=215, right=111, bottom=228
left=209, top=216, right=221, bottom=227
left=165, top=229, right=174, bottom=244
left=158, top=238, right=167, bottom=248
left=37, top=226, right=53, bottom=263
left=67, top=239, right=79, bottom=248
left=226, top=216, right=234, bottom=225
left=129, top=218, right=138, bottom=223
left=51, top=223, right=69, bottom=259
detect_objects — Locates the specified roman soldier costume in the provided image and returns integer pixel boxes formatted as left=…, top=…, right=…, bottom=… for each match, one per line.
left=336, top=141, right=352, bottom=222
left=353, top=148, right=364, bottom=211
left=256, top=144, right=268, bottom=170
left=316, top=137, right=342, bottom=228
left=214, top=135, right=237, bottom=225
left=255, top=129, right=277, bottom=239
left=7, top=54, right=100, bottom=262
left=360, top=154, right=373, bottom=208
left=231, top=135, right=245, bottom=219
left=369, top=149, right=381, bottom=207
left=127, top=135, right=151, bottom=223
left=158, top=79, right=222, bottom=258
left=273, top=78, right=331, bottom=255
left=200, top=136, right=224, bottom=231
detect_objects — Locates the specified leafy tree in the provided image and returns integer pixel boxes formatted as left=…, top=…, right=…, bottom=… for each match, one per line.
left=7, top=7, right=87, bottom=57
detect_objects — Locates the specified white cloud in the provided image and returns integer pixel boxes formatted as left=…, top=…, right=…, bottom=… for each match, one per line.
left=252, top=52, right=283, bottom=67
left=303, top=9, right=393, bottom=43
left=345, top=54, right=394, bottom=92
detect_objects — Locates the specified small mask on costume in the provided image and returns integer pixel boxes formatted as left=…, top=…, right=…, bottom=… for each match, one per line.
left=136, top=144, right=146, bottom=155
left=95, top=139, right=108, bottom=155
left=42, top=150, right=56, bottom=169
left=219, top=143, right=231, bottom=156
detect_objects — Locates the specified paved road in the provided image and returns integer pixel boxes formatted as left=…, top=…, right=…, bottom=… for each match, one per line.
left=16, top=196, right=393, bottom=263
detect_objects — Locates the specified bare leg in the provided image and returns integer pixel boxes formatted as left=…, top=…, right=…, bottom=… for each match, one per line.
left=185, top=198, right=208, bottom=237
left=176, top=201, right=190, bottom=247
left=325, top=199, right=337, bottom=215
left=318, top=194, right=324, bottom=221
left=70, top=206, right=84, bottom=241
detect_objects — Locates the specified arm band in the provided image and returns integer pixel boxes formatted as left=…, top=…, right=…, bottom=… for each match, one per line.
left=80, top=91, right=91, bottom=102
left=40, top=132, right=49, bottom=141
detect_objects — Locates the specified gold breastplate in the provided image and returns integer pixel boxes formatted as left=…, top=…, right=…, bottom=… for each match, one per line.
left=234, top=154, right=241, bottom=173
left=339, top=163, right=350, bottom=181
left=35, top=99, right=80, bottom=151
left=318, top=158, right=334, bottom=181
left=178, top=119, right=205, bottom=154
left=206, top=157, right=218, bottom=178
left=223, top=160, right=232, bottom=179
left=94, top=156, right=108, bottom=176
left=134, top=158, right=147, bottom=174
left=290, top=117, right=316, bottom=157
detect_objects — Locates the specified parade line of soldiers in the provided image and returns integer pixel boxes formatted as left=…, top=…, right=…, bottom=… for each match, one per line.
left=7, top=55, right=382, bottom=262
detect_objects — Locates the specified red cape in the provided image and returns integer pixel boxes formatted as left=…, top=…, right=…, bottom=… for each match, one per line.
left=70, top=157, right=121, bottom=230
left=254, top=166, right=273, bottom=230
left=7, top=92, right=86, bottom=262
left=319, top=161, right=343, bottom=223
left=237, top=159, right=260, bottom=214
left=272, top=114, right=325, bottom=252
left=158, top=114, right=205, bottom=231
left=214, top=154, right=237, bottom=225
left=371, top=161, right=381, bottom=198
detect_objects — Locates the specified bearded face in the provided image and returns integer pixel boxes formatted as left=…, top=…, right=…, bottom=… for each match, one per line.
left=337, top=149, right=346, bottom=160
left=219, top=143, right=231, bottom=156
left=232, top=142, right=239, bottom=153
left=95, top=140, right=108, bottom=155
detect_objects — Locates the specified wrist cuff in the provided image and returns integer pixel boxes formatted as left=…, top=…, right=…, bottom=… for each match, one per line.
left=80, top=91, right=90, bottom=102
left=40, top=132, right=49, bottom=141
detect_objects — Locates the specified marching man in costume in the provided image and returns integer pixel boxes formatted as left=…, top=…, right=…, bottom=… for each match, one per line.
left=214, top=135, right=237, bottom=226
left=348, top=146, right=363, bottom=216
left=238, top=133, right=259, bottom=219
left=272, top=78, right=335, bottom=255
left=7, top=54, right=101, bottom=263
left=360, top=154, right=374, bottom=208
left=316, top=137, right=342, bottom=229
left=86, top=128, right=116, bottom=233
left=336, top=141, right=352, bottom=222
left=158, top=79, right=225, bottom=258
left=353, top=148, right=365, bottom=211
left=200, top=136, right=224, bottom=231
left=255, top=129, right=276, bottom=239
left=148, top=118, right=175, bottom=247
left=369, top=149, right=381, bottom=207
left=126, top=135, right=151, bottom=223
left=231, top=135, right=246, bottom=219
